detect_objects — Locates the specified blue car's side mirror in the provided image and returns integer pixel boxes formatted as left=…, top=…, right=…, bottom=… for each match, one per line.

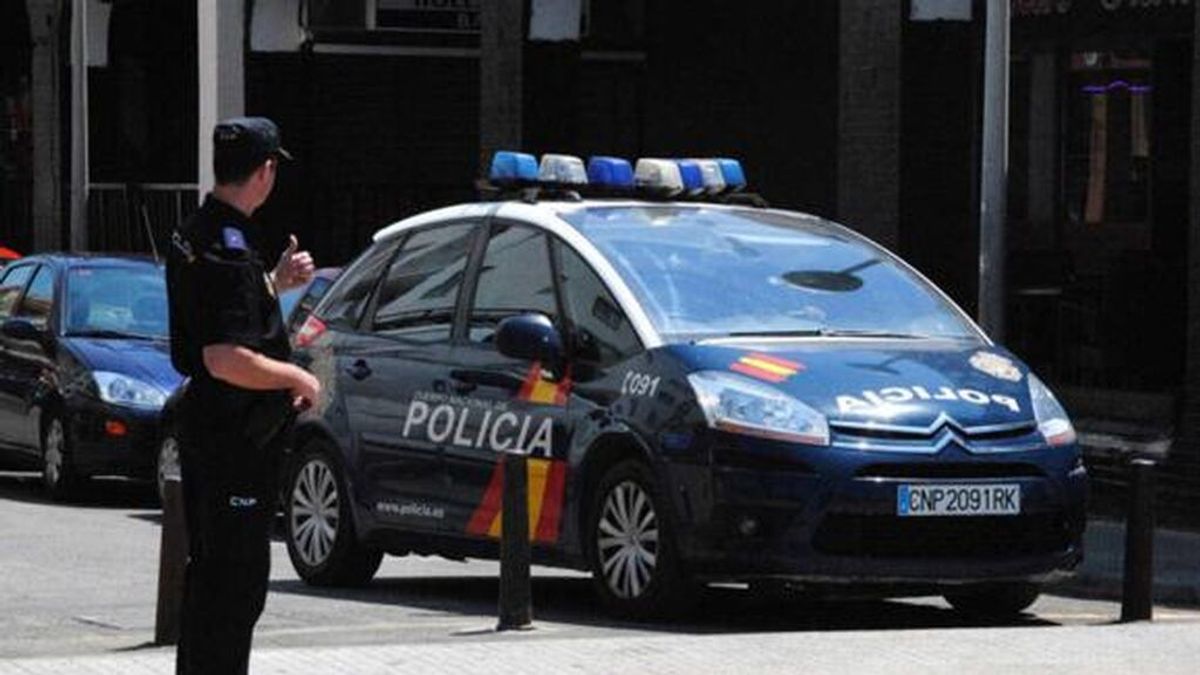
left=496, top=313, right=563, bottom=370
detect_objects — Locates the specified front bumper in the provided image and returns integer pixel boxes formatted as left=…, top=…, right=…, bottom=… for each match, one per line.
left=67, top=399, right=162, bottom=478
left=668, top=432, right=1088, bottom=585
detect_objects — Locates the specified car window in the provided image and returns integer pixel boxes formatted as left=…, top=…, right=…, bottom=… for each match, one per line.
left=371, top=222, right=477, bottom=343
left=65, top=266, right=169, bottom=338
left=0, top=264, right=35, bottom=320
left=17, top=265, right=55, bottom=326
left=555, top=242, right=642, bottom=367
left=561, top=206, right=981, bottom=341
left=468, top=224, right=557, bottom=343
left=319, top=242, right=394, bottom=330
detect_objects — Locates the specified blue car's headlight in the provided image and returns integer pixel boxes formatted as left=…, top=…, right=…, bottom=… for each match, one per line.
left=93, top=371, right=167, bottom=409
left=1029, top=373, right=1076, bottom=447
left=687, top=370, right=829, bottom=446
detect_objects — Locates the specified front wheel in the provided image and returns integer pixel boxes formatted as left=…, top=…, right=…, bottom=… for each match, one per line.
left=944, top=582, right=1041, bottom=617
left=283, top=443, right=382, bottom=586
left=587, top=459, right=694, bottom=618
left=42, top=416, right=81, bottom=501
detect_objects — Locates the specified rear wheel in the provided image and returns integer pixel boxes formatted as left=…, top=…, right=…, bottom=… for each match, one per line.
left=42, top=416, right=80, bottom=501
left=587, top=459, right=694, bottom=618
left=944, top=582, right=1041, bottom=617
left=284, top=443, right=382, bottom=586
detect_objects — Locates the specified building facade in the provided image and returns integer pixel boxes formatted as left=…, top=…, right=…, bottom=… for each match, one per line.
left=4, top=0, right=1200, bottom=496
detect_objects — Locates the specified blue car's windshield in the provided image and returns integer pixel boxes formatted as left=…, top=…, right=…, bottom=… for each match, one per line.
left=65, top=265, right=168, bottom=339
left=561, top=206, right=981, bottom=342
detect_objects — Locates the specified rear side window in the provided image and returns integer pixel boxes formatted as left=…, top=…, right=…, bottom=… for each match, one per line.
left=18, top=266, right=55, bottom=326
left=319, top=243, right=394, bottom=330
left=468, top=224, right=557, bottom=342
left=0, top=265, right=35, bottom=320
left=555, top=243, right=642, bottom=367
left=371, top=222, right=477, bottom=343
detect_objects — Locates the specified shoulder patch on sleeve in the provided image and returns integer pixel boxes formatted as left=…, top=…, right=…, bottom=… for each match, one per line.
left=222, top=226, right=248, bottom=251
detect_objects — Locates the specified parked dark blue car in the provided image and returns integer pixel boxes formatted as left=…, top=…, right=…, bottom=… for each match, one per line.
left=281, top=186, right=1087, bottom=618
left=0, top=254, right=182, bottom=499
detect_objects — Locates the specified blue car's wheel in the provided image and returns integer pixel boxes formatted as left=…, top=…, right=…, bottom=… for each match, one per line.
left=41, top=416, right=80, bottom=501
left=587, top=460, right=694, bottom=618
left=284, top=442, right=382, bottom=586
left=945, top=582, right=1041, bottom=617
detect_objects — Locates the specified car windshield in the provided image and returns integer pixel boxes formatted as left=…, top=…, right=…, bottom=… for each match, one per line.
left=561, top=206, right=981, bottom=342
left=64, top=265, right=168, bottom=339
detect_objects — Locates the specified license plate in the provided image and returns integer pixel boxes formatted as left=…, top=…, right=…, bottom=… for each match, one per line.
left=897, top=484, right=1020, bottom=517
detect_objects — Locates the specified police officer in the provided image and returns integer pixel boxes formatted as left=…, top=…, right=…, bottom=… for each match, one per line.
left=167, top=117, right=319, bottom=674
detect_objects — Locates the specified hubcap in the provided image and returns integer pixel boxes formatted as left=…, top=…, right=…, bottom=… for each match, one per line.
left=597, top=480, right=659, bottom=599
left=291, top=459, right=339, bottom=567
left=157, top=436, right=181, bottom=497
left=44, top=420, right=64, bottom=487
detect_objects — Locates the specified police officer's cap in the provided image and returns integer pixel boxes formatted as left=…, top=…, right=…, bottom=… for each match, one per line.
left=213, top=117, right=293, bottom=167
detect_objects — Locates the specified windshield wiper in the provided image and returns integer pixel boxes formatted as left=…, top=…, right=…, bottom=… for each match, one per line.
left=67, top=328, right=157, bottom=340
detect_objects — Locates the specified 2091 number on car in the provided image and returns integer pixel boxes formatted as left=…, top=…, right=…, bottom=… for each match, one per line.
left=897, top=484, right=1021, bottom=517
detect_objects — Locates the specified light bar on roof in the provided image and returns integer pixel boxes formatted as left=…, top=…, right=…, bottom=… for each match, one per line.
left=587, top=156, right=634, bottom=188
left=489, top=151, right=539, bottom=183
left=538, top=154, right=588, bottom=185
left=634, top=158, right=685, bottom=195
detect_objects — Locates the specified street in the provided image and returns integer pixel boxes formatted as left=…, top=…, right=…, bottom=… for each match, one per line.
left=2, top=470, right=1199, bottom=673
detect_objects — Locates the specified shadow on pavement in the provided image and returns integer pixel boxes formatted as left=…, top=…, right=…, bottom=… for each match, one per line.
left=0, top=470, right=159, bottom=510
left=268, top=574, right=1056, bottom=635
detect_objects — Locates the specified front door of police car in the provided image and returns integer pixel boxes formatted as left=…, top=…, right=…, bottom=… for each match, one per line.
left=441, top=223, right=574, bottom=547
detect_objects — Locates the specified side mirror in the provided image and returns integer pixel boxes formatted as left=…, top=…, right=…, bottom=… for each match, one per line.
left=2, top=318, right=44, bottom=342
left=495, top=313, right=563, bottom=370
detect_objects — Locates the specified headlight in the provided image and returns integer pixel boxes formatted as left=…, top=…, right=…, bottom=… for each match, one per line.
left=1029, top=373, right=1076, bottom=447
left=687, top=370, right=829, bottom=446
left=93, top=371, right=167, bottom=409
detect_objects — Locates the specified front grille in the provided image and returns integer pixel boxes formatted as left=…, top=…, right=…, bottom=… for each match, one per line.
left=854, top=462, right=1044, bottom=480
left=831, top=422, right=1036, bottom=443
left=813, top=513, right=1072, bottom=558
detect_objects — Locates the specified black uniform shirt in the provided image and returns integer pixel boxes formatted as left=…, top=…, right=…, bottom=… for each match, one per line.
left=167, top=194, right=290, bottom=383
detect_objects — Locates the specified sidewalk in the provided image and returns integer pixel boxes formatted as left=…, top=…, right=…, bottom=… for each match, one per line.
left=3, top=622, right=1200, bottom=675
left=1065, top=518, right=1200, bottom=605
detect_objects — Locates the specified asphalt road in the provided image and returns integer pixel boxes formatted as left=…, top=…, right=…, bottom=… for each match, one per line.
left=2, top=469, right=1199, bottom=666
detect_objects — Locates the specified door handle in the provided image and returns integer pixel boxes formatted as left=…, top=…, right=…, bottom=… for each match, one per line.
left=346, top=359, right=372, bottom=381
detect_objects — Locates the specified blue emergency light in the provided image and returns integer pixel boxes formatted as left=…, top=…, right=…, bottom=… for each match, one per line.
left=489, top=151, right=539, bottom=183
left=675, top=160, right=704, bottom=194
left=716, top=158, right=746, bottom=191
left=587, top=156, right=634, bottom=188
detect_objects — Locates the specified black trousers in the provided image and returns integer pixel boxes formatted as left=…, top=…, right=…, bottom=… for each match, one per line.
left=176, top=391, right=282, bottom=675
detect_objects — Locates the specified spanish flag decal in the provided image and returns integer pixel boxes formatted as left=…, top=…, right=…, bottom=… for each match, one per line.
left=730, top=352, right=804, bottom=383
left=465, top=458, right=568, bottom=544
left=516, top=361, right=572, bottom=406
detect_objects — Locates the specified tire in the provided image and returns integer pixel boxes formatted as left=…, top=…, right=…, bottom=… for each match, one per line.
left=283, top=443, right=382, bottom=586
left=41, top=415, right=81, bottom=501
left=586, top=459, right=694, bottom=618
left=156, top=433, right=181, bottom=504
left=944, top=582, right=1041, bottom=617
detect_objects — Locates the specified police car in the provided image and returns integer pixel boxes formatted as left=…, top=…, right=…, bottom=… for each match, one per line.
left=284, top=152, right=1087, bottom=618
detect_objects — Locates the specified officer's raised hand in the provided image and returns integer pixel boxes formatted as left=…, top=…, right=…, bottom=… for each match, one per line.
left=273, top=234, right=315, bottom=292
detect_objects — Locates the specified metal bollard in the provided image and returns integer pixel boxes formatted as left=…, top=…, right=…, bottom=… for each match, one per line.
left=154, top=476, right=188, bottom=644
left=497, top=451, right=533, bottom=630
left=1120, top=458, right=1155, bottom=622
